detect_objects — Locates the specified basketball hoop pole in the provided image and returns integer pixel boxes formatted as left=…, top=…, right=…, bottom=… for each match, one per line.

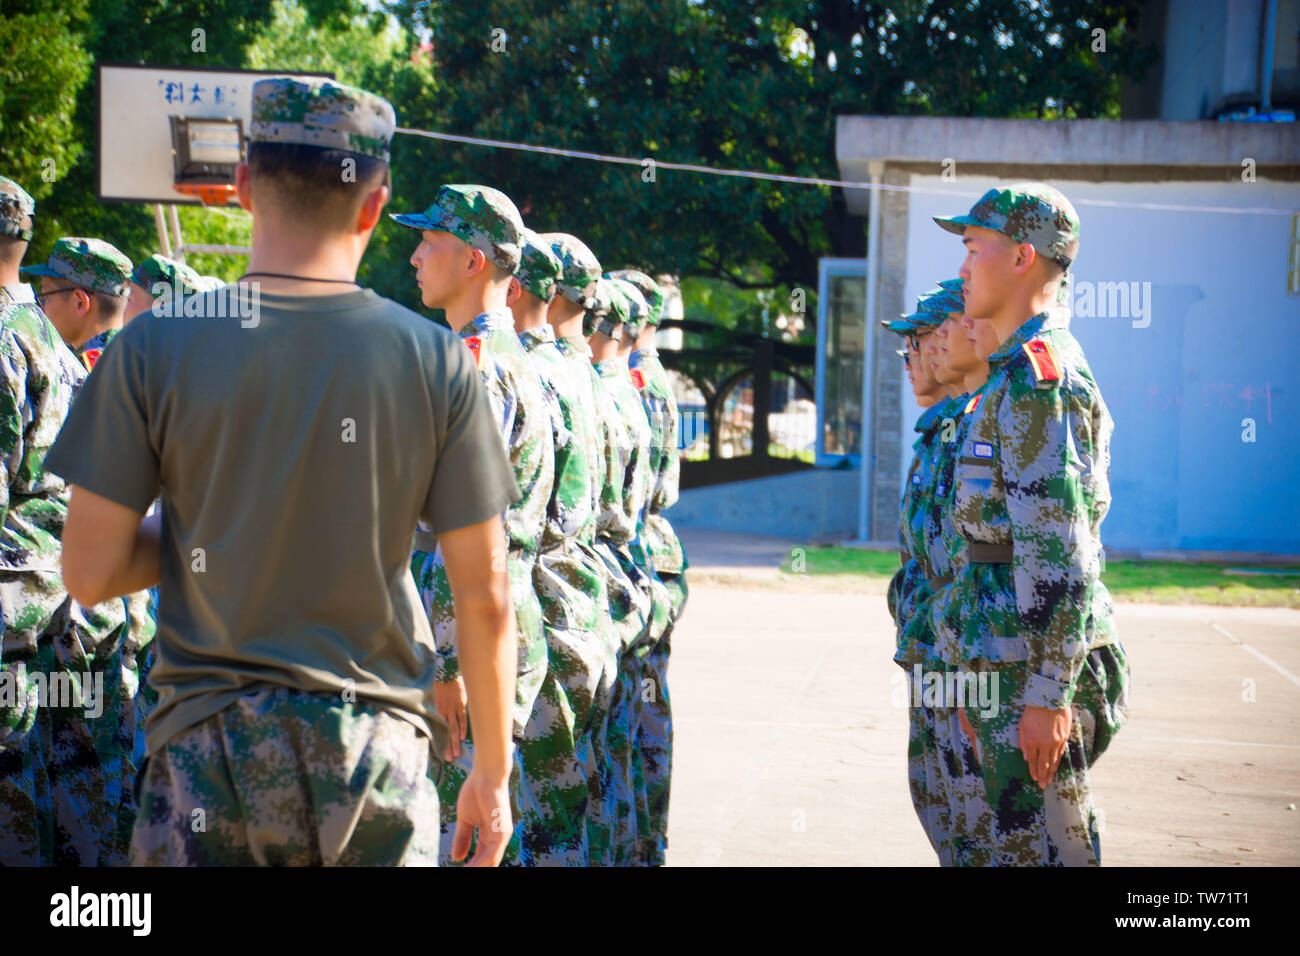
left=167, top=205, right=186, bottom=264
left=153, top=204, right=172, bottom=259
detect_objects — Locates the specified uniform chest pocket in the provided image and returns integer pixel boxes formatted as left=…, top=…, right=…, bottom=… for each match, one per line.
left=953, top=442, right=997, bottom=520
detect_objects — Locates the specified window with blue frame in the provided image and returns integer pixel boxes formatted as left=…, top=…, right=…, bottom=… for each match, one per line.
left=816, top=259, right=870, bottom=466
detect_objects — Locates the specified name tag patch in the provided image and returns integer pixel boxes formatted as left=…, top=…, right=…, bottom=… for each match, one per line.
left=972, top=442, right=994, bottom=459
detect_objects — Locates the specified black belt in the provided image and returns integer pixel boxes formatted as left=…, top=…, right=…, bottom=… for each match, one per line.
left=967, top=541, right=1013, bottom=563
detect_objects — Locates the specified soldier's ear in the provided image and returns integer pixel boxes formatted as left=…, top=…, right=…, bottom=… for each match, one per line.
left=355, top=180, right=390, bottom=234
left=235, top=162, right=253, bottom=214
left=465, top=246, right=487, bottom=279
left=1011, top=241, right=1038, bottom=277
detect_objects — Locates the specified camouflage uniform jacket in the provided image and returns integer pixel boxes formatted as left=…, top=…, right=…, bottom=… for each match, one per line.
left=521, top=324, right=604, bottom=634
left=0, top=303, right=152, bottom=730
left=419, top=309, right=554, bottom=692
left=629, top=347, right=686, bottom=576
left=595, top=359, right=652, bottom=550
left=939, top=310, right=1116, bottom=710
left=890, top=397, right=956, bottom=666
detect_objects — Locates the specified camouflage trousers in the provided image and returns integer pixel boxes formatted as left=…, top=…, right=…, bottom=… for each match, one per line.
left=637, top=569, right=685, bottom=866
left=0, top=594, right=149, bottom=867
left=411, top=547, right=548, bottom=737
left=966, top=645, right=1129, bottom=867
left=591, top=538, right=648, bottom=865
left=901, top=648, right=994, bottom=866
left=905, top=698, right=953, bottom=865
left=130, top=687, right=442, bottom=866
left=435, top=735, right=530, bottom=867
left=520, top=543, right=610, bottom=865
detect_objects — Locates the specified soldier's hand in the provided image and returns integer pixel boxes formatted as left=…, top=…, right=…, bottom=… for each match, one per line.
left=452, top=766, right=512, bottom=867
left=957, top=705, right=980, bottom=764
left=1018, top=705, right=1072, bottom=789
left=434, top=677, right=468, bottom=760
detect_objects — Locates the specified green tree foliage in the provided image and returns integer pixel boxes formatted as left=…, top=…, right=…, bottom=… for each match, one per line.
left=384, top=0, right=1156, bottom=301
left=245, top=0, right=438, bottom=306
left=0, top=1, right=93, bottom=232
left=5, top=0, right=1154, bottom=323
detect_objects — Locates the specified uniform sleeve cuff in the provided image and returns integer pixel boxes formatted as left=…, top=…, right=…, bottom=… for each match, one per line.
left=1024, top=672, right=1075, bottom=711
left=434, top=654, right=459, bottom=683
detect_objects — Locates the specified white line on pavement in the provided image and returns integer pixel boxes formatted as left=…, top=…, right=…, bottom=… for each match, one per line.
left=1210, top=622, right=1300, bottom=690
left=1141, top=735, right=1300, bottom=750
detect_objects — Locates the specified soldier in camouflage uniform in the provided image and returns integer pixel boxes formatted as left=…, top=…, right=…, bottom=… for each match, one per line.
left=611, top=268, right=685, bottom=866
left=584, top=278, right=652, bottom=864
left=0, top=179, right=154, bottom=865
left=908, top=281, right=997, bottom=866
left=125, top=253, right=205, bottom=322
left=885, top=293, right=960, bottom=863
left=505, top=228, right=607, bottom=864
left=543, top=235, right=625, bottom=864
left=931, top=183, right=1130, bottom=866
left=24, top=238, right=134, bottom=373
left=600, top=276, right=672, bottom=865
left=394, top=184, right=555, bottom=866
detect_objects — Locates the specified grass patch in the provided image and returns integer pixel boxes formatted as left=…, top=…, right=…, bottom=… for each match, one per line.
left=779, top=546, right=1300, bottom=608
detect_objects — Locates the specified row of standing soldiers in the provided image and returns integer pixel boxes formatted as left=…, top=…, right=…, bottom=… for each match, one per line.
left=396, top=190, right=691, bottom=866
left=886, top=182, right=1130, bottom=866
left=0, top=168, right=687, bottom=863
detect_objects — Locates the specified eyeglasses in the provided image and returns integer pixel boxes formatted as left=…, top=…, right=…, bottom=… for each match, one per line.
left=897, top=348, right=910, bottom=365
left=34, top=288, right=81, bottom=310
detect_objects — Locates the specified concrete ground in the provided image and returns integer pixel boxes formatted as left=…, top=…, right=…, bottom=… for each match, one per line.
left=663, top=529, right=1300, bottom=866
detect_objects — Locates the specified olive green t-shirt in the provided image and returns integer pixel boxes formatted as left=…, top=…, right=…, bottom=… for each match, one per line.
left=44, top=286, right=520, bottom=757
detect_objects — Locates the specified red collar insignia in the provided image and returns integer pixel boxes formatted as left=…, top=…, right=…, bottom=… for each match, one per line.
left=81, top=348, right=103, bottom=372
left=1022, top=339, right=1061, bottom=385
left=630, top=368, right=646, bottom=389
left=464, top=335, right=482, bottom=368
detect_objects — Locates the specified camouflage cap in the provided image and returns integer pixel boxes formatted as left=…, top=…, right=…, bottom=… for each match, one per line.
left=890, top=288, right=960, bottom=330
left=21, top=237, right=133, bottom=297
left=131, top=254, right=204, bottom=296
left=0, top=176, right=35, bottom=242
left=606, top=269, right=664, bottom=325
left=390, top=184, right=524, bottom=273
left=915, top=287, right=964, bottom=315
left=934, top=182, right=1079, bottom=269
left=608, top=276, right=649, bottom=338
left=250, top=76, right=396, bottom=163
left=880, top=314, right=920, bottom=335
left=541, top=232, right=602, bottom=308
left=514, top=228, right=563, bottom=302
left=582, top=276, right=615, bottom=336
left=937, top=277, right=965, bottom=294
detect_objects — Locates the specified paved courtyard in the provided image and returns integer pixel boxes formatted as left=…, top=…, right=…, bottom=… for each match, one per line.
left=664, top=531, right=1300, bottom=866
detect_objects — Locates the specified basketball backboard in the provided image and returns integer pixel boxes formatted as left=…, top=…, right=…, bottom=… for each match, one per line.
left=97, top=64, right=332, bottom=206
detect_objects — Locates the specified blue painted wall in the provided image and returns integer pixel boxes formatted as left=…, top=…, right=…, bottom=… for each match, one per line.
left=901, top=175, right=1300, bottom=556
left=670, top=468, right=861, bottom=539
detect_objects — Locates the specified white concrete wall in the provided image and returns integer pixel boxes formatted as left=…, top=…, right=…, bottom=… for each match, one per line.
left=898, top=173, right=1300, bottom=554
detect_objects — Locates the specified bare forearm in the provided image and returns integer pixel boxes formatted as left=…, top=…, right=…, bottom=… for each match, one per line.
left=456, top=593, right=516, bottom=778
left=66, top=510, right=162, bottom=606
